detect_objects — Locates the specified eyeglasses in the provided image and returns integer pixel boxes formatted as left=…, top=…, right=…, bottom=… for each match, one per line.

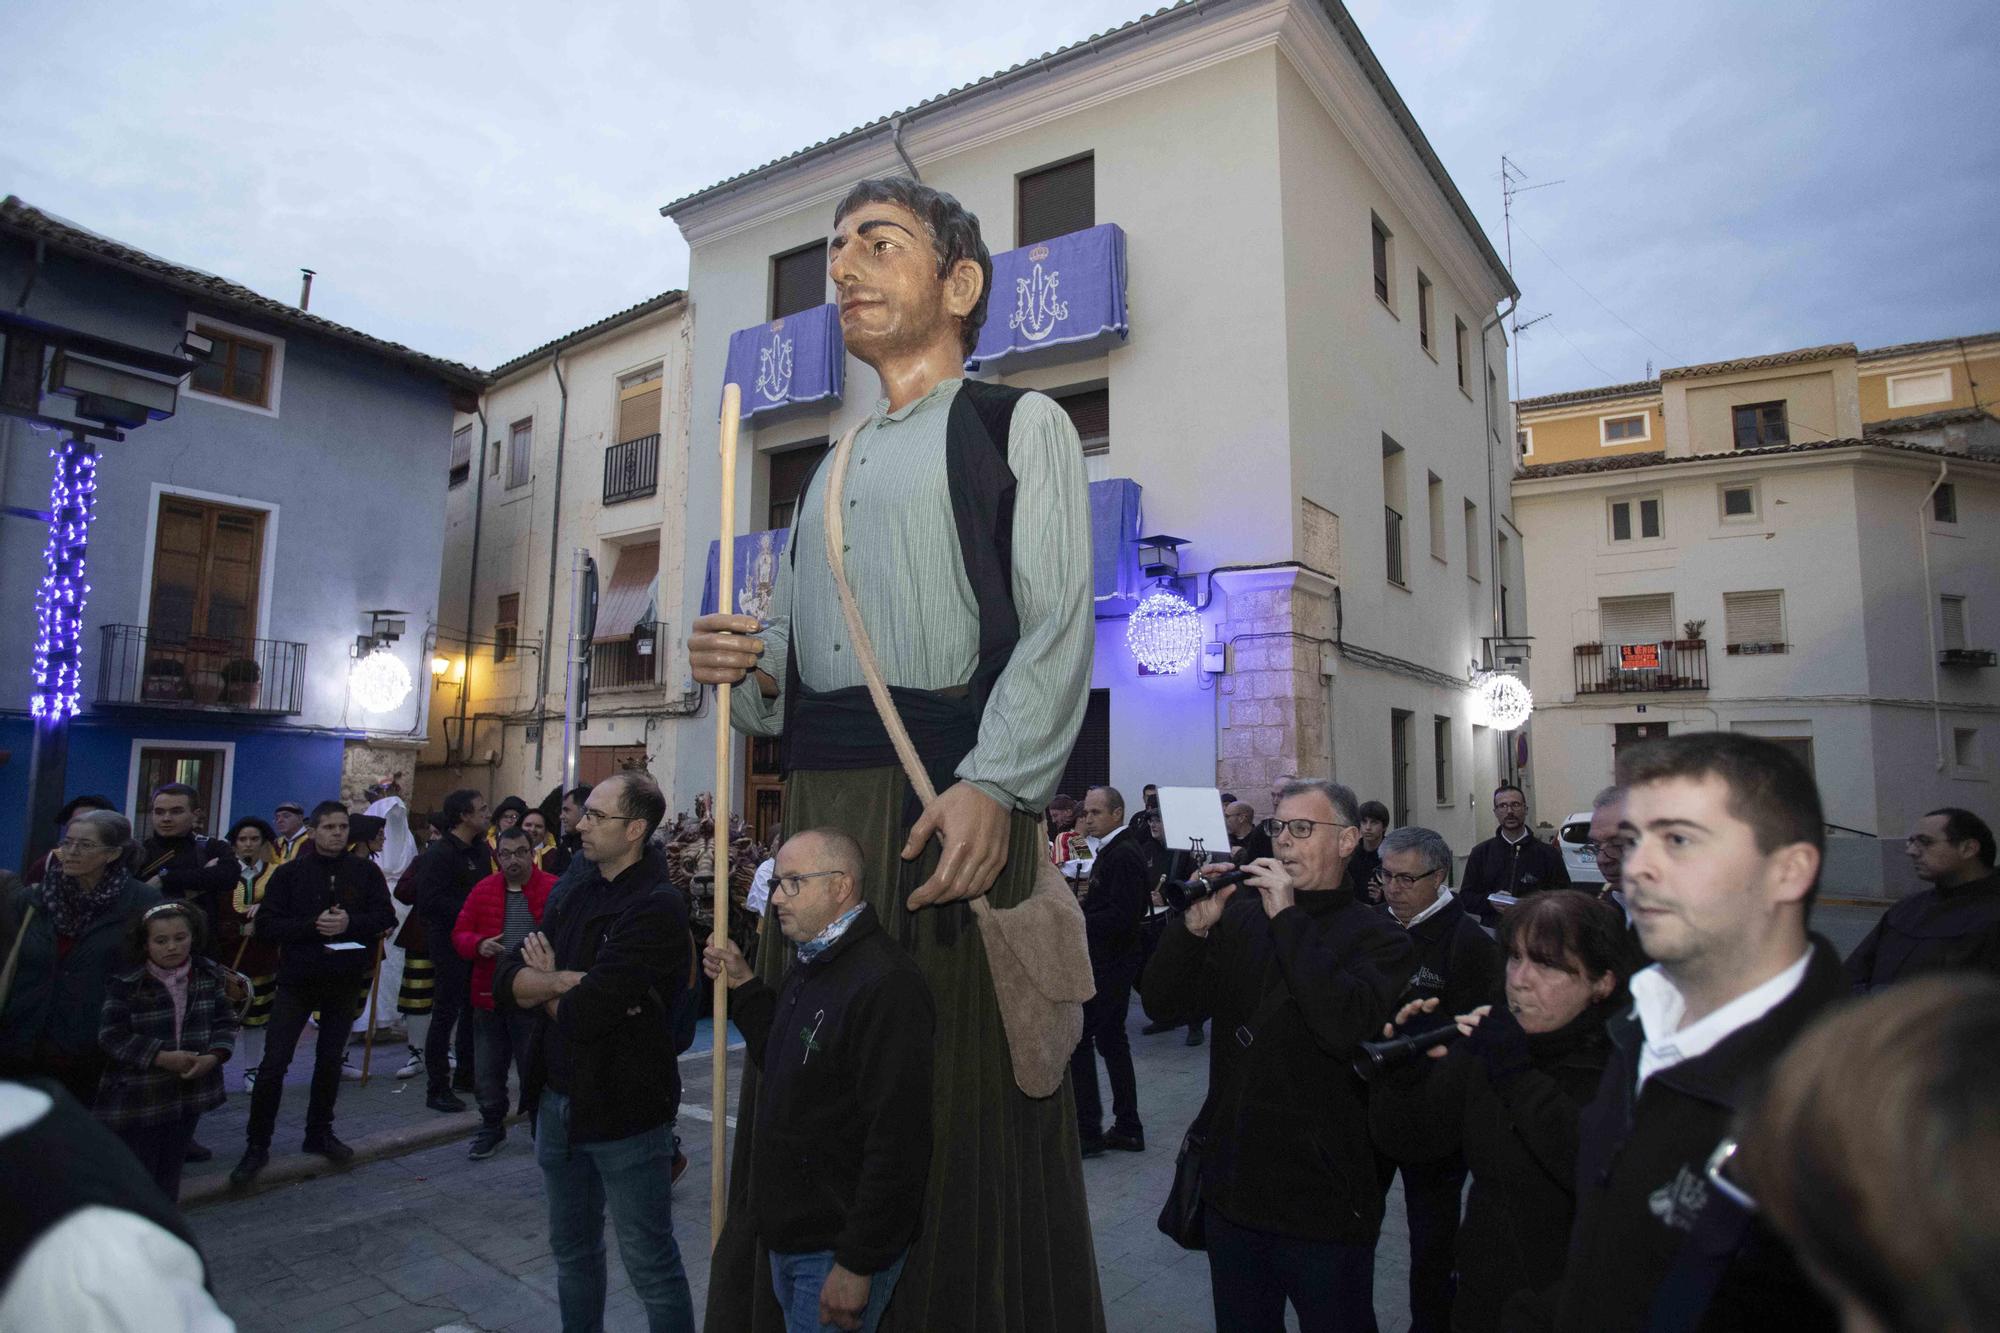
left=1382, top=869, right=1441, bottom=890
left=773, top=870, right=844, bottom=897
left=1905, top=834, right=1951, bottom=849
left=58, top=839, right=110, bottom=854
left=577, top=808, right=637, bottom=826
left=1494, top=800, right=1528, bottom=812
left=1260, top=817, right=1352, bottom=840
left=495, top=847, right=535, bottom=859
left=1581, top=840, right=1630, bottom=858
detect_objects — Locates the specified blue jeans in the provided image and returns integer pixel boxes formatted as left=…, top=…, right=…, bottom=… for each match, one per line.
left=768, top=1248, right=907, bottom=1333
left=536, top=1090, right=694, bottom=1332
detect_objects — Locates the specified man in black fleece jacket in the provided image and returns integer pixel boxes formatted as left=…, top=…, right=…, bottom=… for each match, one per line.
left=1459, top=784, right=1568, bottom=925
left=232, top=803, right=396, bottom=1186
left=1144, top=778, right=1414, bottom=1332
left=408, top=787, right=491, bottom=1110
left=1073, top=785, right=1150, bottom=1154
left=705, top=827, right=934, bottom=1333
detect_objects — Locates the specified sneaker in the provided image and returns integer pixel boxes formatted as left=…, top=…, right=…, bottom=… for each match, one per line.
left=183, top=1139, right=213, bottom=1163
left=241, top=1067, right=259, bottom=1094
left=468, top=1126, right=506, bottom=1161
left=394, top=1047, right=424, bottom=1080
left=302, top=1132, right=355, bottom=1165
left=340, top=1056, right=363, bottom=1081
left=426, top=1090, right=468, bottom=1114
left=229, top=1147, right=269, bottom=1189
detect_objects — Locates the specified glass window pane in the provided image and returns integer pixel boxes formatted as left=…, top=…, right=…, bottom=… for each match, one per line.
left=1640, top=499, right=1661, bottom=538
left=1611, top=503, right=1632, bottom=542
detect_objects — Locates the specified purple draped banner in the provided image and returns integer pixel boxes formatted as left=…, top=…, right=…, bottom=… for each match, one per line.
left=720, top=303, right=843, bottom=421
left=966, top=223, right=1128, bottom=373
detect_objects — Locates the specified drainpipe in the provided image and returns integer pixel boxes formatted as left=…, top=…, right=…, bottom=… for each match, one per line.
left=890, top=117, right=921, bottom=182
left=458, top=404, right=490, bottom=762
left=1917, top=459, right=1950, bottom=772
left=1480, top=298, right=1518, bottom=646
left=532, top=349, right=571, bottom=773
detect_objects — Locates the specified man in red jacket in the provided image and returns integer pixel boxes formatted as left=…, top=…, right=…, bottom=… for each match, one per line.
left=454, top=825, right=554, bottom=1160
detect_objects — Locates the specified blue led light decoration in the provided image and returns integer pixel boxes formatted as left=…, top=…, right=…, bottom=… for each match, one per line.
left=31, top=438, right=97, bottom=720
left=1126, top=588, right=1203, bottom=675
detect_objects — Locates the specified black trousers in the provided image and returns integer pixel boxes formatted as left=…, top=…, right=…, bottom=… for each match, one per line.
left=116, top=1112, right=202, bottom=1201
left=246, top=976, right=361, bottom=1148
left=425, top=941, right=476, bottom=1094
left=472, top=1006, right=537, bottom=1126
left=1378, top=1151, right=1468, bottom=1333
left=1070, top=962, right=1140, bottom=1138
left=1205, top=1203, right=1379, bottom=1333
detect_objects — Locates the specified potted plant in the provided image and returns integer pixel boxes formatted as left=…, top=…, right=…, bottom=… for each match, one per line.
left=1674, top=619, right=1707, bottom=649
left=142, top=657, right=186, bottom=702
left=1574, top=642, right=1603, bottom=656
left=221, top=657, right=261, bottom=706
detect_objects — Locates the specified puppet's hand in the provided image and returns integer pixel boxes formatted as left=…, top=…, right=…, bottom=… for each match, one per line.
left=903, top=782, right=1010, bottom=908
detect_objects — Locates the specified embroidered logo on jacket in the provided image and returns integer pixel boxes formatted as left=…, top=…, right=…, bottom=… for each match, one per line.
left=1648, top=1164, right=1709, bottom=1232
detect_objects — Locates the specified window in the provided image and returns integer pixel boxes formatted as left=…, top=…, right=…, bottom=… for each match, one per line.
left=1017, top=156, right=1094, bottom=247
left=1732, top=401, right=1789, bottom=449
left=132, top=745, right=228, bottom=842
left=1382, top=437, right=1407, bottom=586
left=617, top=366, right=662, bottom=444
left=1517, top=427, right=1533, bottom=458
left=1725, top=590, right=1786, bottom=653
left=1609, top=493, right=1663, bottom=543
left=1433, top=715, right=1453, bottom=805
left=1370, top=215, right=1393, bottom=306
left=770, top=241, right=828, bottom=320
left=1933, top=483, right=1958, bottom=524
left=1887, top=368, right=1951, bottom=409
left=495, top=593, right=520, bottom=663
left=149, top=496, right=266, bottom=645
left=1389, top=708, right=1413, bottom=827
left=1417, top=272, right=1434, bottom=353
left=1954, top=726, right=1985, bottom=774
left=1942, top=595, right=1968, bottom=651
left=1427, top=473, right=1446, bottom=561
left=1488, top=369, right=1501, bottom=437
left=1053, top=386, right=1110, bottom=459
left=449, top=425, right=473, bottom=487
left=766, top=440, right=830, bottom=530
left=1464, top=499, right=1481, bottom=581
left=1056, top=688, right=1112, bottom=798
left=1498, top=531, right=1514, bottom=633
left=1601, top=594, right=1674, bottom=648
left=1719, top=482, right=1759, bottom=521
left=1601, top=413, right=1650, bottom=445
left=187, top=320, right=279, bottom=411
left=1454, top=318, right=1469, bottom=391
left=506, top=418, right=532, bottom=489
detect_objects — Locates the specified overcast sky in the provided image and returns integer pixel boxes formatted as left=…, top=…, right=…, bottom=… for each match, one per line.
left=4, top=0, right=1994, bottom=396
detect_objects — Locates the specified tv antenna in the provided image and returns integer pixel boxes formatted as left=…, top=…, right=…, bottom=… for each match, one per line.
left=1500, top=155, right=1564, bottom=400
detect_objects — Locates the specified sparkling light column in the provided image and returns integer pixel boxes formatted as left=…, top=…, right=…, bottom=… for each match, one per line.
left=31, top=437, right=96, bottom=720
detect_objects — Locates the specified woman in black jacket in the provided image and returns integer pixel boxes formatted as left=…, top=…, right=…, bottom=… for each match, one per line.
left=1370, top=890, right=1630, bottom=1333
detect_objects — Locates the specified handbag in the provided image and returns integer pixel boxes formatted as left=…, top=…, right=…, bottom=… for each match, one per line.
left=821, top=422, right=1095, bottom=1099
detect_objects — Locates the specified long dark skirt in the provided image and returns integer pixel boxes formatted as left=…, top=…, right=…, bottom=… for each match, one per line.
left=705, top=764, right=1106, bottom=1333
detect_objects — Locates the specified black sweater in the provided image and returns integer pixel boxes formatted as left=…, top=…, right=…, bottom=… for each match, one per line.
left=1845, top=871, right=2000, bottom=991
left=1391, top=894, right=1503, bottom=1019
left=1081, top=826, right=1150, bottom=975
left=1143, top=886, right=1414, bottom=1244
left=136, top=834, right=238, bottom=929
left=255, top=849, right=397, bottom=986
left=409, top=830, right=494, bottom=940
left=731, top=906, right=935, bottom=1275
left=1459, top=832, right=1569, bottom=924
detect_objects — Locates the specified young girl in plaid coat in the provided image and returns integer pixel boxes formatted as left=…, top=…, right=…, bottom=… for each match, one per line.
left=96, top=902, right=238, bottom=1199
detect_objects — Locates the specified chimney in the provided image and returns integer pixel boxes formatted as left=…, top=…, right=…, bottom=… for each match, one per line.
left=299, top=268, right=316, bottom=310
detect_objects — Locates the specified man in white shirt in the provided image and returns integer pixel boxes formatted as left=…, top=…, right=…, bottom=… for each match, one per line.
left=1543, top=732, right=1845, bottom=1333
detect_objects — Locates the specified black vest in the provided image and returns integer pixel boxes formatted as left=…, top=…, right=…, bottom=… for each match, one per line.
left=0, top=1079, right=209, bottom=1291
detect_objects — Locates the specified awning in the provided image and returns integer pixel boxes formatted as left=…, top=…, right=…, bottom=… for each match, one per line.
left=595, top=542, right=659, bottom=641
left=700, top=529, right=792, bottom=619
left=966, top=223, right=1128, bottom=374
left=719, top=303, right=844, bottom=422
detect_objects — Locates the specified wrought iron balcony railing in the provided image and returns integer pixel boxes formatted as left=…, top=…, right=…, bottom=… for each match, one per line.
left=97, top=625, right=307, bottom=714
left=590, top=622, right=664, bottom=691
left=603, top=433, right=660, bottom=505
left=1573, top=639, right=1709, bottom=695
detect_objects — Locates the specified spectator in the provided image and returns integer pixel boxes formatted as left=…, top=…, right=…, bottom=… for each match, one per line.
left=1144, top=778, right=1414, bottom=1330
left=1459, top=785, right=1568, bottom=926
left=543, top=785, right=590, bottom=877
left=745, top=832, right=783, bottom=923
left=1227, top=801, right=1272, bottom=866
left=94, top=902, right=237, bottom=1200
left=390, top=813, right=445, bottom=1080
left=494, top=770, right=695, bottom=1332
left=486, top=795, right=528, bottom=849
left=704, top=828, right=935, bottom=1333
left=134, top=784, right=238, bottom=936
left=1371, top=825, right=1501, bottom=1333
left=23, top=793, right=115, bottom=887
left=453, top=825, right=554, bottom=1160
left=1546, top=732, right=1844, bottom=1331
left=230, top=802, right=396, bottom=1188
left=521, top=810, right=556, bottom=865
left=1734, top=973, right=2000, bottom=1333
left=1585, top=786, right=1649, bottom=973
left=1847, top=807, right=1999, bottom=991
left=1346, top=800, right=1389, bottom=897
left=1371, top=890, right=1627, bottom=1333
left=272, top=801, right=308, bottom=862
left=0, top=810, right=159, bottom=1104
left=1072, top=786, right=1149, bottom=1157
left=1045, top=794, right=1080, bottom=864
left=408, top=788, right=492, bottom=1112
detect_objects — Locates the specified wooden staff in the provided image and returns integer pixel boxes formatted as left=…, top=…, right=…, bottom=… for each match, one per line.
left=711, top=382, right=742, bottom=1251
left=359, top=936, right=386, bottom=1086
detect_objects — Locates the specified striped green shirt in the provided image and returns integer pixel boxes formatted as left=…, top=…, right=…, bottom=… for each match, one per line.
left=731, top=378, right=1093, bottom=812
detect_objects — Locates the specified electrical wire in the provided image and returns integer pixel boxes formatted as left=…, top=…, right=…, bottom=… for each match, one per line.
left=1514, top=222, right=1682, bottom=364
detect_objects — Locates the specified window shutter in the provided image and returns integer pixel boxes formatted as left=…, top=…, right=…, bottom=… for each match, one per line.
left=1725, top=590, right=1784, bottom=646
left=766, top=440, right=831, bottom=530
left=1055, top=688, right=1111, bottom=798
left=1942, top=597, right=1968, bottom=650
left=771, top=243, right=827, bottom=320
left=617, top=388, right=662, bottom=444
left=1600, top=594, right=1674, bottom=646
left=1018, top=158, right=1095, bottom=247
left=1055, top=388, right=1109, bottom=452
left=450, top=426, right=473, bottom=471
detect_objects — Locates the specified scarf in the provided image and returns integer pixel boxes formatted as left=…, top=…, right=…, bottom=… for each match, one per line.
left=44, top=866, right=129, bottom=938
left=146, top=958, right=194, bottom=1046
left=795, top=904, right=867, bottom=964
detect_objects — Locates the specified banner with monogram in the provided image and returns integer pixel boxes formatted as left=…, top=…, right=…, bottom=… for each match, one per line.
left=700, top=528, right=792, bottom=620
left=719, top=303, right=844, bottom=421
left=1089, top=478, right=1145, bottom=609
left=966, top=223, right=1129, bottom=373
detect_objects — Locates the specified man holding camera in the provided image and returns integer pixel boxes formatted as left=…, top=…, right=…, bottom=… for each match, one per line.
left=1145, top=779, right=1414, bottom=1330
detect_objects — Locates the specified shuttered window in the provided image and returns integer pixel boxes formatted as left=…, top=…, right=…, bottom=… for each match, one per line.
left=449, top=425, right=473, bottom=485
left=1942, top=596, right=1968, bottom=651
left=1054, top=387, right=1109, bottom=455
left=507, top=418, right=532, bottom=489
left=149, top=497, right=265, bottom=645
left=495, top=593, right=520, bottom=663
left=1018, top=157, right=1094, bottom=247
left=767, top=440, right=831, bottom=530
left=1600, top=594, right=1674, bottom=647
left=1055, top=688, right=1111, bottom=799
left=771, top=242, right=828, bottom=320
left=617, top=366, right=662, bottom=444
left=1725, top=590, right=1786, bottom=651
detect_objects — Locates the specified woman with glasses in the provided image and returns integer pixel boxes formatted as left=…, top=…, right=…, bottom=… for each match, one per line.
left=0, top=810, right=162, bottom=1105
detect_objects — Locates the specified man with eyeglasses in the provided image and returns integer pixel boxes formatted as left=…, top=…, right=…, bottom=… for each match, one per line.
left=494, top=770, right=695, bottom=1332
left=704, top=829, right=935, bottom=1333
left=1145, top=778, right=1414, bottom=1329
left=1846, top=807, right=2000, bottom=992
left=453, top=824, right=555, bottom=1160
left=1586, top=786, right=1650, bottom=973
left=1459, top=784, right=1569, bottom=927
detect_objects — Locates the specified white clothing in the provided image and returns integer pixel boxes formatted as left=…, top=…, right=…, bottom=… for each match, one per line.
left=1630, top=948, right=1812, bottom=1088
left=1390, top=886, right=1456, bottom=930
left=746, top=858, right=775, bottom=916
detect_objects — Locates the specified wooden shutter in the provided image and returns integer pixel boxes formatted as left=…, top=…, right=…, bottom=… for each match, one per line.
left=1600, top=594, right=1674, bottom=646
left=1055, top=388, right=1109, bottom=452
left=1055, top=689, right=1111, bottom=799
left=1018, top=157, right=1095, bottom=246
left=618, top=387, right=662, bottom=444
left=1725, top=591, right=1784, bottom=646
left=450, top=425, right=473, bottom=471
left=771, top=243, right=828, bottom=320
left=1942, top=597, right=1968, bottom=650
left=767, top=440, right=830, bottom=530
left=148, top=497, right=264, bottom=645
left=150, top=500, right=207, bottom=640
left=508, top=420, right=532, bottom=488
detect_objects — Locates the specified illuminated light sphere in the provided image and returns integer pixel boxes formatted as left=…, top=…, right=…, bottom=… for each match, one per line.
left=350, top=648, right=413, bottom=713
left=1474, top=671, right=1534, bottom=731
left=1127, top=589, right=1203, bottom=675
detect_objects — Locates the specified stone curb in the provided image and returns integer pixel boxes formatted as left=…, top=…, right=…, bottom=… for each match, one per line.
left=181, top=1106, right=512, bottom=1211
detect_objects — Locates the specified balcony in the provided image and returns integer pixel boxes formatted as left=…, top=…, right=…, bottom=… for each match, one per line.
left=603, top=433, right=659, bottom=505
left=1573, top=639, right=1709, bottom=695
left=590, top=622, right=664, bottom=692
left=97, top=625, right=307, bottom=714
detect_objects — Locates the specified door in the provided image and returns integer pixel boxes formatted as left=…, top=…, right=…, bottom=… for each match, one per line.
left=579, top=744, right=649, bottom=789
left=1612, top=722, right=1671, bottom=769
left=134, top=746, right=225, bottom=840
left=149, top=497, right=265, bottom=648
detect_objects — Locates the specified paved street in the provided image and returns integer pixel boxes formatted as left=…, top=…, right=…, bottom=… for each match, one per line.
left=188, top=902, right=1884, bottom=1332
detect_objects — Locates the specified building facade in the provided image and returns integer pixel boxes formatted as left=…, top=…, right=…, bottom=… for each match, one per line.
left=1513, top=338, right=2000, bottom=898
left=0, top=197, right=479, bottom=864
left=416, top=293, right=693, bottom=814
left=658, top=0, right=1526, bottom=854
